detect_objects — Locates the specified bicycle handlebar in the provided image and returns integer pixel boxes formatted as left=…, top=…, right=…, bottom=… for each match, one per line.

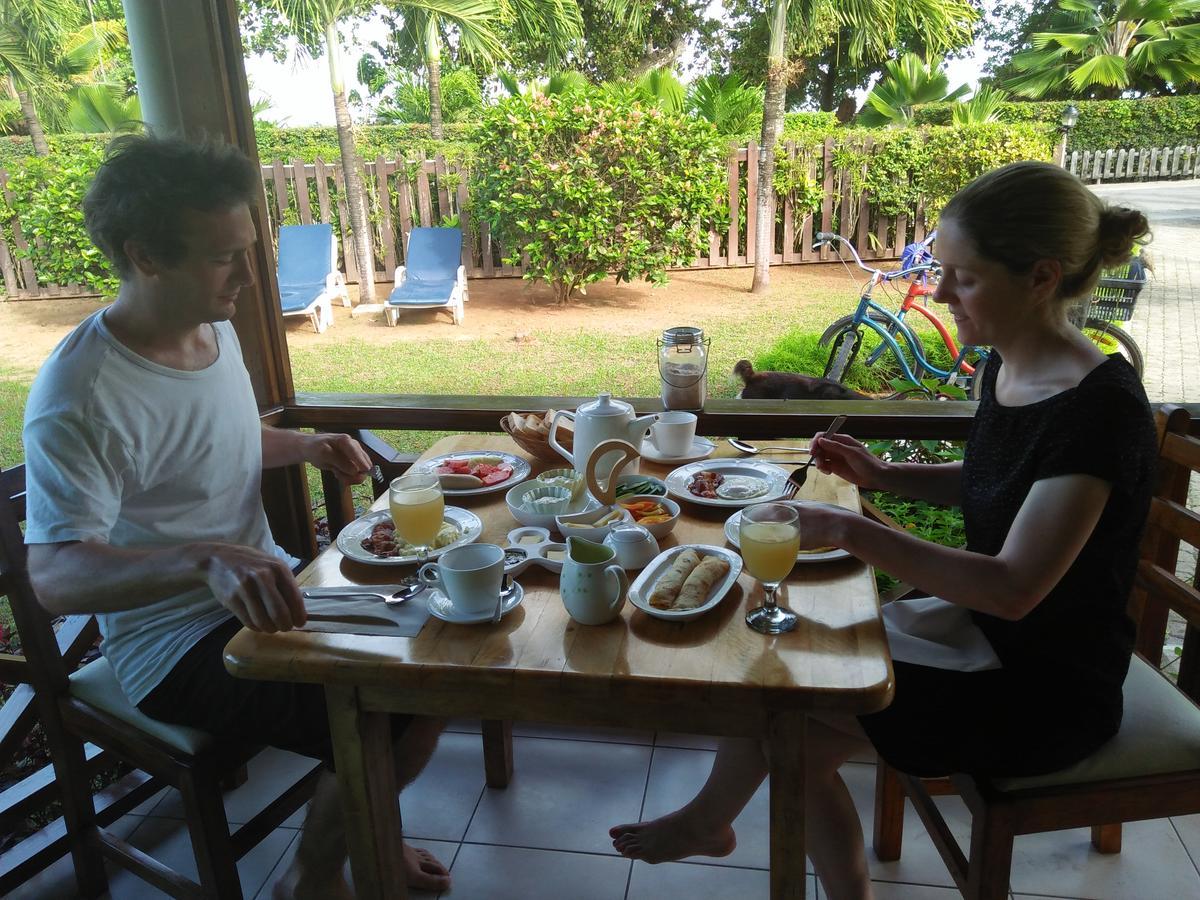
left=813, top=232, right=937, bottom=282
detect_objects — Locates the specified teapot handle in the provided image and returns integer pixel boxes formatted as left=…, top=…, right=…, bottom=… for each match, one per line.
left=584, top=439, right=641, bottom=507
left=605, top=564, right=629, bottom=612
left=547, top=410, right=575, bottom=465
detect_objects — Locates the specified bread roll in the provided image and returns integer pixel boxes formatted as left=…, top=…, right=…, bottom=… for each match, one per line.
left=676, top=556, right=731, bottom=609
left=649, top=549, right=702, bottom=609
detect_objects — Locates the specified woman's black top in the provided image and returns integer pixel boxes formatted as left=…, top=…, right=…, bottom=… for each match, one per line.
left=963, top=351, right=1158, bottom=734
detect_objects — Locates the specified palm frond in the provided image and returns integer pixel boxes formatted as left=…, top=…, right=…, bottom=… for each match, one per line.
left=1068, top=52, right=1130, bottom=89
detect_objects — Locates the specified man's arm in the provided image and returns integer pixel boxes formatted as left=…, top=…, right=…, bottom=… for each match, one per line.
left=261, top=425, right=372, bottom=482
left=28, top=539, right=307, bottom=632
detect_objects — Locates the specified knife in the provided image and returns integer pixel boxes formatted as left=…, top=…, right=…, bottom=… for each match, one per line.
left=304, top=612, right=398, bottom=627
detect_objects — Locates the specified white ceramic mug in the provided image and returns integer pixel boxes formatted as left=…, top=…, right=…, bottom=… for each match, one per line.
left=419, top=543, right=504, bottom=615
left=650, top=411, right=698, bottom=457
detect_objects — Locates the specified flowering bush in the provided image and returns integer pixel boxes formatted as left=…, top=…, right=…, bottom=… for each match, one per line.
left=473, top=90, right=729, bottom=304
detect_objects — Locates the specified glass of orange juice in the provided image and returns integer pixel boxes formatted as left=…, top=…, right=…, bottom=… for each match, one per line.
left=740, top=502, right=801, bottom=634
left=389, top=469, right=445, bottom=563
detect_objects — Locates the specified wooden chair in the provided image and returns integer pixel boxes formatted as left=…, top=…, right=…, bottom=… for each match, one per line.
left=0, top=463, right=322, bottom=898
left=871, top=405, right=1200, bottom=899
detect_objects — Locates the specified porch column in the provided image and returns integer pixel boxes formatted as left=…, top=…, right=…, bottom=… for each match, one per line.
left=122, top=0, right=316, bottom=558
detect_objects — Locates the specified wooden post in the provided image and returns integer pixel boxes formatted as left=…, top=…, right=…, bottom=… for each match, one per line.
left=745, top=140, right=758, bottom=266
left=820, top=138, right=834, bottom=261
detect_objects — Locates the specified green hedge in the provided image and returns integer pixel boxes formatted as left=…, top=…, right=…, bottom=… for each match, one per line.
left=912, top=96, right=1200, bottom=152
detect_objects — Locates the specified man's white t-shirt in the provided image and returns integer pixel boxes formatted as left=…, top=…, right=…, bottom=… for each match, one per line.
left=23, top=310, right=275, bottom=705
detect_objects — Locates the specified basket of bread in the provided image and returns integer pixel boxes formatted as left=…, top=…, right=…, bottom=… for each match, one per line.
left=501, top=410, right=573, bottom=463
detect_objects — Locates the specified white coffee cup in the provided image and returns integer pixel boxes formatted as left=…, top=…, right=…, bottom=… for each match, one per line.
left=418, top=543, right=504, bottom=614
left=650, top=411, right=698, bottom=457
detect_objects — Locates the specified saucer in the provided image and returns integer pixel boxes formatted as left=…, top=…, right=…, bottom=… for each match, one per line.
left=640, top=436, right=716, bottom=465
left=426, top=583, right=524, bottom=624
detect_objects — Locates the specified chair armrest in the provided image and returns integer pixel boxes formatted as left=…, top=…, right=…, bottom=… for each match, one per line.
left=324, top=272, right=344, bottom=291
left=457, top=264, right=466, bottom=286
left=394, top=266, right=407, bottom=285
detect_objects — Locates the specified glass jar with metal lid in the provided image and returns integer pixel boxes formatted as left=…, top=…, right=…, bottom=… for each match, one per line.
left=657, top=326, right=709, bottom=411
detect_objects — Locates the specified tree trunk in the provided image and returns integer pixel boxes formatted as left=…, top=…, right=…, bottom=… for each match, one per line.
left=15, top=85, right=49, bottom=157
left=751, top=0, right=788, bottom=295
left=427, top=36, right=444, bottom=141
left=326, top=21, right=376, bottom=305
left=819, top=49, right=838, bottom=112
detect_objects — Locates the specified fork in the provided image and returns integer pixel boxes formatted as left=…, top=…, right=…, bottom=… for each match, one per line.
left=783, top=415, right=847, bottom=499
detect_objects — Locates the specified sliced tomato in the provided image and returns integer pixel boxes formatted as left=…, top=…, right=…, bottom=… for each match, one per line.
left=478, top=464, right=513, bottom=485
left=433, top=464, right=459, bottom=475
left=438, top=458, right=471, bottom=473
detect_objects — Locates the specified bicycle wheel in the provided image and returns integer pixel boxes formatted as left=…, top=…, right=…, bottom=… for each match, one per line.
left=819, top=313, right=927, bottom=384
left=968, top=354, right=988, bottom=401
left=1082, top=318, right=1144, bottom=379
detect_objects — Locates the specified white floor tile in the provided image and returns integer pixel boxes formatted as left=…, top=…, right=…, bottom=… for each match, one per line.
left=1171, top=811, right=1200, bottom=869
left=466, top=736, right=652, bottom=854
left=129, top=785, right=171, bottom=816
left=400, top=731, right=487, bottom=842
left=1008, top=817, right=1199, bottom=899
left=446, top=843, right=629, bottom=900
left=3, top=812, right=142, bottom=900
left=638, top=745, right=778, bottom=872
left=628, top=859, right=811, bottom=898
left=511, top=722, right=654, bottom=745
left=146, top=747, right=320, bottom=826
left=103, top=816, right=297, bottom=899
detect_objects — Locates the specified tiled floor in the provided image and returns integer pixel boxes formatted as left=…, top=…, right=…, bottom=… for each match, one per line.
left=8, top=721, right=1200, bottom=899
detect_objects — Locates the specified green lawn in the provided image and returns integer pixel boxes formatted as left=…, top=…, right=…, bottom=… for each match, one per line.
left=0, top=369, right=30, bottom=470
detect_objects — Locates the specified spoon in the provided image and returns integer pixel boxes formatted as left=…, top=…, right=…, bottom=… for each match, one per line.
left=727, top=438, right=813, bottom=455
left=492, top=576, right=517, bottom=624
left=301, top=582, right=425, bottom=605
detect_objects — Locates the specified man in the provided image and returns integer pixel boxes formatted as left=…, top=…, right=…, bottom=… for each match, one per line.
left=22, top=135, right=449, bottom=898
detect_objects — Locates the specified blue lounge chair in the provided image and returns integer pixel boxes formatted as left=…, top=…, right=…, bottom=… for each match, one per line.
left=276, top=223, right=349, bottom=332
left=385, top=227, right=468, bottom=326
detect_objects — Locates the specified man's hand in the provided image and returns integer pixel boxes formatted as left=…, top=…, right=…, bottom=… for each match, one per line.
left=193, top=543, right=306, bottom=632
left=305, top=433, right=373, bottom=484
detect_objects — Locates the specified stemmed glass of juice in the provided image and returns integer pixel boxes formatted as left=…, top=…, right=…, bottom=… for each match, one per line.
left=740, top=502, right=801, bottom=634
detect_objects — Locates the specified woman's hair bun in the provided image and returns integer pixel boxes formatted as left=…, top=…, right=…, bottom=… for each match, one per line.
left=1097, top=206, right=1150, bottom=269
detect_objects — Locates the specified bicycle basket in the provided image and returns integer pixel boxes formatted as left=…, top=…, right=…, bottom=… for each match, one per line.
left=1089, top=258, right=1147, bottom=323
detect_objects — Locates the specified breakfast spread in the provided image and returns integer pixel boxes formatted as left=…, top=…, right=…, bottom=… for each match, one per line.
left=360, top=519, right=461, bottom=558
left=619, top=499, right=673, bottom=525
left=434, top=455, right=514, bottom=486
left=648, top=549, right=732, bottom=610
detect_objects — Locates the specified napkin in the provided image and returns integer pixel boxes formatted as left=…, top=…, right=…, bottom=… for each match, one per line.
left=300, top=586, right=431, bottom=636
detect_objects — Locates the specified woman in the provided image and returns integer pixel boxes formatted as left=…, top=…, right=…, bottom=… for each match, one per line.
left=610, top=161, right=1157, bottom=899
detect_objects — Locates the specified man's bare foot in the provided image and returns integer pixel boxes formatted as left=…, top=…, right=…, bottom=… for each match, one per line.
left=609, top=811, right=736, bottom=863
left=405, top=842, right=451, bottom=892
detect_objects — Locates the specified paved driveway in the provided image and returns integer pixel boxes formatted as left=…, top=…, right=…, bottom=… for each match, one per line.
left=1092, top=180, right=1199, bottom=406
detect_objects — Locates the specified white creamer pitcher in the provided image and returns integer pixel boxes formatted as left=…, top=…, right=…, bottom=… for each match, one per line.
left=560, top=537, right=629, bottom=625
left=549, top=393, right=658, bottom=478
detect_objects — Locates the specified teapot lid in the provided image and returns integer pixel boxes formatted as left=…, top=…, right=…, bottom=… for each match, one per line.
left=578, top=392, right=632, bottom=417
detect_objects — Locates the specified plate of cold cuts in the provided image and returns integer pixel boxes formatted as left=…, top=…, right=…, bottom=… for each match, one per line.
left=665, top=459, right=790, bottom=508
left=337, top=508, right=483, bottom=566
left=426, top=451, right=531, bottom=496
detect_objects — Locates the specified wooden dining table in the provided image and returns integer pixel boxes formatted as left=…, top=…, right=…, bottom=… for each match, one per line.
left=224, top=435, right=894, bottom=899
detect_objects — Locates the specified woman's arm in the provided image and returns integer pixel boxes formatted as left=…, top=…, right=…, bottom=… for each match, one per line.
left=810, top=472, right=1112, bottom=620
left=812, top=432, right=963, bottom=506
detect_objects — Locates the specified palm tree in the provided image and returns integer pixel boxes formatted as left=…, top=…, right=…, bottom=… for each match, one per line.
left=66, top=83, right=142, bottom=132
left=746, top=0, right=975, bottom=293
left=686, top=73, right=764, bottom=137
left=0, top=0, right=76, bottom=155
left=372, top=67, right=482, bottom=124
left=857, top=53, right=969, bottom=127
left=498, top=69, right=588, bottom=96
left=951, top=84, right=1009, bottom=125
left=1005, top=0, right=1200, bottom=98
left=265, top=0, right=503, bottom=305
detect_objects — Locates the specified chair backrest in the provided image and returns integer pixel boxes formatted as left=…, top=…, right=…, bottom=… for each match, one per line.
left=1132, top=406, right=1200, bottom=700
left=404, top=227, right=462, bottom=281
left=277, top=223, right=336, bottom=287
left=0, top=465, right=88, bottom=697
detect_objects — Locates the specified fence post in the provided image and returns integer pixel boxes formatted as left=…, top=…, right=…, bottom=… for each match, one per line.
left=819, top=138, right=834, bottom=261
left=745, top=139, right=757, bottom=266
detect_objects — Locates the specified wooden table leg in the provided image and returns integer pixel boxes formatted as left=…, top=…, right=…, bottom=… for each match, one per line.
left=481, top=719, right=514, bottom=788
left=326, top=685, right=406, bottom=899
left=769, top=712, right=807, bottom=900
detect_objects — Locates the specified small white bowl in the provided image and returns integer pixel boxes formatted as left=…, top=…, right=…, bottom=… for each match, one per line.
left=506, top=481, right=598, bottom=531
left=616, top=494, right=680, bottom=540
left=555, top=505, right=633, bottom=542
left=536, top=467, right=587, bottom=504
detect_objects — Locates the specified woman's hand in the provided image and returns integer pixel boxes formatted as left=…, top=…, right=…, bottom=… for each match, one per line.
left=795, top=504, right=856, bottom=550
left=811, top=432, right=890, bottom=491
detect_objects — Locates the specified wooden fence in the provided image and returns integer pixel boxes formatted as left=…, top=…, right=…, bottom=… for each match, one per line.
left=2, top=139, right=930, bottom=298
left=1066, top=145, right=1198, bottom=183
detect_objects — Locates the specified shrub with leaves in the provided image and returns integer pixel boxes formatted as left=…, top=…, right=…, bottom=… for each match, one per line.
left=0, top=143, right=116, bottom=295
left=473, top=90, right=728, bottom=304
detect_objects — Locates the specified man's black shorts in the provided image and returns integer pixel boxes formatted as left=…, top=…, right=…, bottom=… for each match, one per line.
left=137, top=617, right=411, bottom=768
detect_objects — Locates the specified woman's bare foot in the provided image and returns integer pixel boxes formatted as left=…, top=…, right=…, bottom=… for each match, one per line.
left=405, top=842, right=452, bottom=892
left=609, top=810, right=736, bottom=863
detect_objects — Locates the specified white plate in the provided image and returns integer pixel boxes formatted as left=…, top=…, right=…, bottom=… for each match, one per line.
left=424, top=451, right=531, bottom=496
left=427, top=582, right=525, bottom=624
left=639, top=436, right=716, bottom=465
left=665, top=459, right=790, bottom=508
left=628, top=544, right=743, bottom=622
left=724, top=501, right=853, bottom=564
left=336, top=508, right=483, bottom=566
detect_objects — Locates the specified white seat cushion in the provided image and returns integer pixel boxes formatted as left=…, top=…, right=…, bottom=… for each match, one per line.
left=68, top=657, right=213, bottom=756
left=994, top=655, right=1200, bottom=791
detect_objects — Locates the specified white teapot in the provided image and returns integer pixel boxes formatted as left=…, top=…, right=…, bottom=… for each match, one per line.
left=549, top=394, right=659, bottom=478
